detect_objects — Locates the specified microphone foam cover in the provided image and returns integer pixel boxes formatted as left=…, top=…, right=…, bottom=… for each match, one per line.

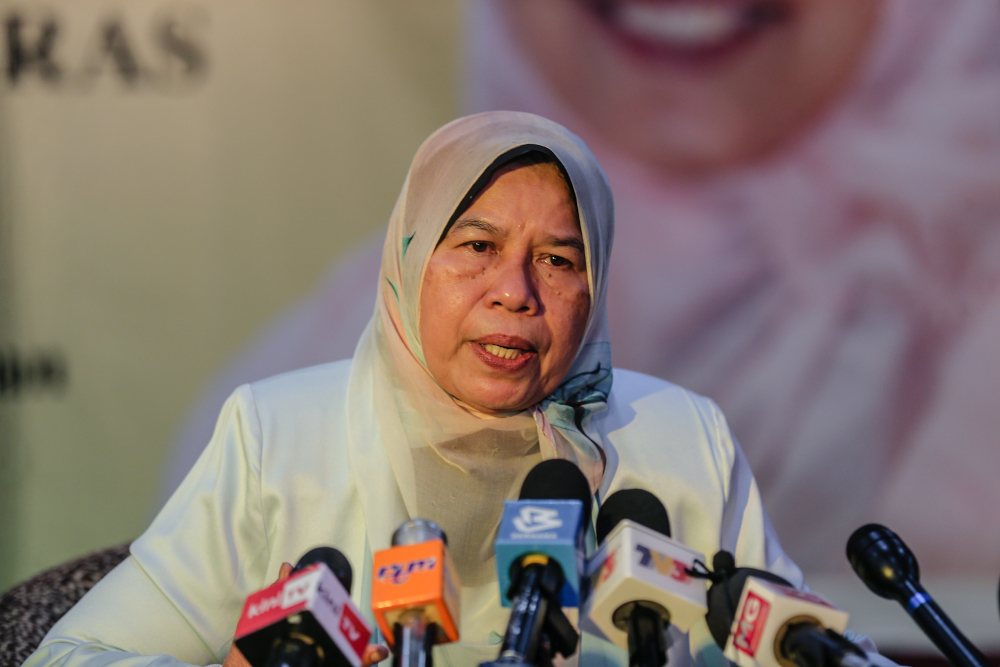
left=519, top=459, right=593, bottom=524
left=595, top=489, right=671, bottom=544
left=705, top=564, right=791, bottom=650
left=293, top=546, right=353, bottom=593
left=712, top=551, right=736, bottom=578
left=846, top=523, right=919, bottom=602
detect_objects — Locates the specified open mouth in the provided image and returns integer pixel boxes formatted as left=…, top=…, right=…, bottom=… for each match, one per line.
left=473, top=335, right=537, bottom=370
left=583, top=0, right=791, bottom=60
left=481, top=343, right=526, bottom=360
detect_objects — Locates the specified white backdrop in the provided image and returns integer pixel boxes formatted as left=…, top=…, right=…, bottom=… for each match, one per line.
left=0, top=0, right=460, bottom=589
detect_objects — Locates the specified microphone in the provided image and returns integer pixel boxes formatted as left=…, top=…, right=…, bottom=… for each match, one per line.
left=705, top=551, right=870, bottom=667
left=481, top=459, right=592, bottom=667
left=581, top=489, right=708, bottom=667
left=371, top=519, right=460, bottom=667
left=846, top=524, right=990, bottom=667
left=234, top=546, right=374, bottom=667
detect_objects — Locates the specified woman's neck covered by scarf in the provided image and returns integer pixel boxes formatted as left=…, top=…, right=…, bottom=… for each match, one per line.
left=345, top=112, right=615, bottom=596
left=465, top=0, right=1000, bottom=574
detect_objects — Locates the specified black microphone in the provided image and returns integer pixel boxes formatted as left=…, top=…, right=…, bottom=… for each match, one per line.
left=269, top=549, right=351, bottom=667
left=846, top=524, right=990, bottom=667
left=595, top=489, right=671, bottom=544
left=235, top=546, right=373, bottom=667
left=481, top=459, right=592, bottom=667
left=294, top=546, right=353, bottom=583
left=705, top=551, right=872, bottom=667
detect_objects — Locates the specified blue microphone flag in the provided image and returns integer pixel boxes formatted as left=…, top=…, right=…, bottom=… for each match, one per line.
left=494, top=499, right=585, bottom=608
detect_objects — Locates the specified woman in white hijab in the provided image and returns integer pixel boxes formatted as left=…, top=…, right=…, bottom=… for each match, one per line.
left=28, top=112, right=801, bottom=667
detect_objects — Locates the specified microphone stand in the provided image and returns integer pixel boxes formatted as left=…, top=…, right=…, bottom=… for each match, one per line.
left=613, top=601, right=671, bottom=667
left=481, top=558, right=578, bottom=667
left=393, top=611, right=438, bottom=667
left=895, top=580, right=989, bottom=667
left=779, top=624, right=875, bottom=667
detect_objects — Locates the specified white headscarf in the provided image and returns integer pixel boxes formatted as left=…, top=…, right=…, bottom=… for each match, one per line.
left=343, top=111, right=614, bottom=642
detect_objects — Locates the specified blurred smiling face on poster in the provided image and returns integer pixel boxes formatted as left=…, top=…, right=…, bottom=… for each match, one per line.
left=504, top=0, right=881, bottom=176
left=419, top=160, right=591, bottom=415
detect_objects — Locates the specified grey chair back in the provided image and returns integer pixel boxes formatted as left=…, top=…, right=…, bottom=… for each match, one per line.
left=0, top=544, right=130, bottom=667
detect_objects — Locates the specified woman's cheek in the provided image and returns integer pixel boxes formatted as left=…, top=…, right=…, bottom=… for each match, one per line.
left=566, top=281, right=592, bottom=339
left=449, top=254, right=493, bottom=280
left=549, top=271, right=590, bottom=311
left=541, top=276, right=590, bottom=343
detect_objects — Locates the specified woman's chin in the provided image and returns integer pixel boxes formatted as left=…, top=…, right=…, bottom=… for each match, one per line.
left=453, top=384, right=543, bottom=416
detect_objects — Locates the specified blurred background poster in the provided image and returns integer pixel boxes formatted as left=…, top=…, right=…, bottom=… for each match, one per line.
left=3, top=0, right=1000, bottom=657
left=465, top=1, right=1000, bottom=652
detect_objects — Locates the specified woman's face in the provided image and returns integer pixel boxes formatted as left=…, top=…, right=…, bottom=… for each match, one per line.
left=419, top=162, right=591, bottom=415
left=504, top=0, right=881, bottom=176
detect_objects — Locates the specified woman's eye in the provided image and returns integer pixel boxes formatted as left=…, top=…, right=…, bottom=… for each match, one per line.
left=547, top=254, right=570, bottom=267
left=470, top=241, right=490, bottom=253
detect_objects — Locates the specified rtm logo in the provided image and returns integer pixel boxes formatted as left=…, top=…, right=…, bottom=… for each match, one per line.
left=732, top=591, right=770, bottom=657
left=635, top=545, right=691, bottom=583
left=377, top=557, right=437, bottom=585
left=513, top=507, right=563, bottom=534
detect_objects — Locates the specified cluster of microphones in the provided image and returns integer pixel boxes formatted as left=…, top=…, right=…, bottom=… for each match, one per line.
left=230, top=460, right=995, bottom=667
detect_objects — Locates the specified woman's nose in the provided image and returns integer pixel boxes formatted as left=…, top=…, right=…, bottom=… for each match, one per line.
left=487, top=256, right=539, bottom=314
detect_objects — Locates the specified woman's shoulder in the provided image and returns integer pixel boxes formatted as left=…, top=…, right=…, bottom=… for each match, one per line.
left=248, top=357, right=354, bottom=394
left=607, top=367, right=722, bottom=419
left=601, top=367, right=735, bottom=473
left=219, top=360, right=355, bottom=456
left=243, top=359, right=353, bottom=414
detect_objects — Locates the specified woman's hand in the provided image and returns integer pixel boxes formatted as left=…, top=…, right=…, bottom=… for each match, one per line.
left=360, top=646, right=391, bottom=665
left=222, top=562, right=389, bottom=667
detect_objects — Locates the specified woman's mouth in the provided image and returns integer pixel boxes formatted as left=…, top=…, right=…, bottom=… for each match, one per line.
left=584, top=0, right=791, bottom=62
left=472, top=336, right=537, bottom=371
left=482, top=343, right=525, bottom=360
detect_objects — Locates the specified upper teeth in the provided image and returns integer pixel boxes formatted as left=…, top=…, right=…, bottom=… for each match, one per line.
left=483, top=344, right=524, bottom=360
left=616, top=3, right=743, bottom=47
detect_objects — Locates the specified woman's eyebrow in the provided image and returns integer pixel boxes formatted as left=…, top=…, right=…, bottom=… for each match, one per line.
left=449, top=218, right=584, bottom=254
left=547, top=235, right=585, bottom=255
left=450, top=217, right=502, bottom=236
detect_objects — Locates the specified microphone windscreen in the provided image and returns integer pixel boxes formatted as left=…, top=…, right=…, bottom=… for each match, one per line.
left=595, top=489, right=670, bottom=544
left=846, top=523, right=919, bottom=601
left=705, top=564, right=792, bottom=650
left=518, top=459, right=593, bottom=523
left=293, top=546, right=353, bottom=593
